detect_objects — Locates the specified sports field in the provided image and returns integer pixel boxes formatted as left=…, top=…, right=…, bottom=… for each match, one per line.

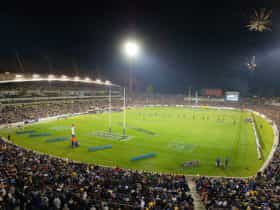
left=0, top=107, right=274, bottom=177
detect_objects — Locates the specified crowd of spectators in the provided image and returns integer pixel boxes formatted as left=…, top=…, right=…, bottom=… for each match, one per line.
left=0, top=100, right=110, bottom=124
left=0, top=138, right=194, bottom=210
left=0, top=80, right=112, bottom=98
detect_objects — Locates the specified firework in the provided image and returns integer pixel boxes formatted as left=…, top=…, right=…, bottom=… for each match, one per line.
left=246, top=56, right=256, bottom=71
left=246, top=9, right=272, bottom=32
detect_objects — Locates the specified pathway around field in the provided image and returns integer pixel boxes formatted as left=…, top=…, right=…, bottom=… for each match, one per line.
left=187, top=179, right=206, bottom=210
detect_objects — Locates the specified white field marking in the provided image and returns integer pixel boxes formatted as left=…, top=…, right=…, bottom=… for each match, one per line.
left=250, top=114, right=262, bottom=160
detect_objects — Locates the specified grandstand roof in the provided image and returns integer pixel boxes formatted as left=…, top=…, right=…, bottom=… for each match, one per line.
left=0, top=73, right=119, bottom=87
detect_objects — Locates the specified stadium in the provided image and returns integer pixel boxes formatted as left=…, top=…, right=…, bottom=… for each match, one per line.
left=0, top=6, right=280, bottom=210
left=0, top=75, right=277, bottom=178
left=0, top=72, right=279, bottom=209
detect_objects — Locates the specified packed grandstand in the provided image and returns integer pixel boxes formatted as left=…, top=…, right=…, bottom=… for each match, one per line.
left=0, top=74, right=280, bottom=210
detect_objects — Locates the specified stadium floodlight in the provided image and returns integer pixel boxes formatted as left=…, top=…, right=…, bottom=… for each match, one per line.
left=48, top=74, right=55, bottom=80
left=84, top=77, right=91, bottom=81
left=95, top=79, right=102, bottom=84
left=15, top=74, right=23, bottom=81
left=122, top=39, right=141, bottom=93
left=122, top=39, right=140, bottom=59
left=32, top=74, right=40, bottom=79
left=105, top=80, right=111, bottom=85
left=61, top=75, right=68, bottom=80
left=15, top=74, right=23, bottom=78
left=74, top=76, right=80, bottom=81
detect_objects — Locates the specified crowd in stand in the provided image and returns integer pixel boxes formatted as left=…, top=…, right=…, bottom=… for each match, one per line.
left=0, top=138, right=194, bottom=210
left=0, top=100, right=109, bottom=124
left=0, top=81, right=110, bottom=98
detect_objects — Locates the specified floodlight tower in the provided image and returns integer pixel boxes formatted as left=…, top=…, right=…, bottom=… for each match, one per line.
left=122, top=39, right=141, bottom=93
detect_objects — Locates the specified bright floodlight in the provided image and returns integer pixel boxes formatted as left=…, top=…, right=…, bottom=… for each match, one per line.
left=105, top=80, right=111, bottom=85
left=32, top=74, right=40, bottom=79
left=95, top=79, right=102, bottom=84
left=15, top=74, right=23, bottom=78
left=74, top=76, right=80, bottom=80
left=48, top=74, right=55, bottom=80
left=61, top=75, right=68, bottom=80
left=84, top=77, right=91, bottom=81
left=123, top=40, right=140, bottom=58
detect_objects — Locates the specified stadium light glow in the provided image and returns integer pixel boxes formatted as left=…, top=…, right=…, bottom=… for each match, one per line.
left=105, top=80, right=111, bottom=85
left=84, top=77, right=91, bottom=81
left=32, top=74, right=40, bottom=79
left=122, top=39, right=141, bottom=93
left=61, top=75, right=68, bottom=80
left=48, top=74, right=55, bottom=79
left=0, top=73, right=119, bottom=87
left=123, top=40, right=140, bottom=59
left=15, top=74, right=23, bottom=78
left=74, top=76, right=80, bottom=81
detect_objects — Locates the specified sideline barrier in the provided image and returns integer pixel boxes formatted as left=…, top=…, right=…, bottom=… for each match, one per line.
left=92, top=131, right=133, bottom=141
left=182, top=160, right=200, bottom=168
left=45, top=137, right=68, bottom=143
left=29, top=133, right=51, bottom=138
left=88, top=145, right=112, bottom=152
left=250, top=114, right=262, bottom=160
left=38, top=112, right=88, bottom=123
left=249, top=109, right=280, bottom=172
left=131, top=153, right=156, bottom=161
left=16, top=130, right=36, bottom=135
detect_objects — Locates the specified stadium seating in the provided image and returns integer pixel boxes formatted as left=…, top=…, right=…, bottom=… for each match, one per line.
left=0, top=100, right=105, bottom=124
left=0, top=138, right=194, bottom=209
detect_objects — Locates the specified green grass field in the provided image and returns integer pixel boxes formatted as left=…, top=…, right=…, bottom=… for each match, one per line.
left=0, top=107, right=274, bottom=177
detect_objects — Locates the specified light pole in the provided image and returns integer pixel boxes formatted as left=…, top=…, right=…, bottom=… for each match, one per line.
left=122, top=39, right=140, bottom=94
left=121, top=39, right=141, bottom=138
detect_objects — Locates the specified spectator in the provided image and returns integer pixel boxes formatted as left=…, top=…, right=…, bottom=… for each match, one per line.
left=0, top=138, right=194, bottom=209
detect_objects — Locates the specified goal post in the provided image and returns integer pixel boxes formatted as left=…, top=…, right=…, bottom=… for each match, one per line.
left=97, top=85, right=127, bottom=138
left=108, top=86, right=112, bottom=133
left=122, top=87, right=127, bottom=137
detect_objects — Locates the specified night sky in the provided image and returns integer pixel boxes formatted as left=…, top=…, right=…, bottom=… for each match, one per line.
left=0, top=3, right=279, bottom=95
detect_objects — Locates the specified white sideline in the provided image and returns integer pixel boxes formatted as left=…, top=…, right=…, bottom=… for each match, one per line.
left=250, top=114, right=262, bottom=160
left=0, top=112, right=87, bottom=129
left=248, top=109, right=279, bottom=172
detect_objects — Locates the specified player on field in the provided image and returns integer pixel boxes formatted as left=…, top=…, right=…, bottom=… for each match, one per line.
left=71, top=124, right=78, bottom=148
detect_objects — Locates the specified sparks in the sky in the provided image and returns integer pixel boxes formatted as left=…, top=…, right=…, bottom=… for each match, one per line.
left=246, top=56, right=257, bottom=72
left=246, top=9, right=272, bottom=32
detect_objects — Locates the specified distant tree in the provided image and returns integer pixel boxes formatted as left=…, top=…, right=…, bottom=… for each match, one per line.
left=146, top=85, right=154, bottom=96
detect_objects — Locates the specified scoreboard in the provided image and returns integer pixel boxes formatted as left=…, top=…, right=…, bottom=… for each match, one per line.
left=225, top=91, right=240, bottom=102
left=201, top=89, right=223, bottom=97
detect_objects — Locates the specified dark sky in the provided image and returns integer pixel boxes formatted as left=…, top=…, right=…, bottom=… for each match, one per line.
left=0, top=3, right=279, bottom=94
